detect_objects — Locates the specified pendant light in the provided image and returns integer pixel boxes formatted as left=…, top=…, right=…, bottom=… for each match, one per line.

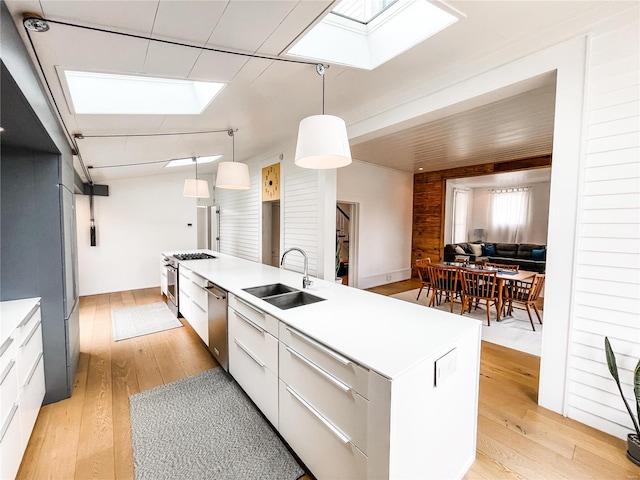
left=183, top=157, right=210, bottom=198
left=295, top=64, right=352, bottom=169
left=216, top=129, right=250, bottom=190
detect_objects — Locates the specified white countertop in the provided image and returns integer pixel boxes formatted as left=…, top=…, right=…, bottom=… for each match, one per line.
left=1, top=297, right=41, bottom=345
left=167, top=250, right=480, bottom=380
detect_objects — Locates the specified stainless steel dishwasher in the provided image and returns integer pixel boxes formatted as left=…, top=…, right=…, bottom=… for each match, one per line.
left=204, top=282, right=229, bottom=372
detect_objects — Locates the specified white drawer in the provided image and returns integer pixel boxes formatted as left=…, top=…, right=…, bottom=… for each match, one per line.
left=229, top=336, right=278, bottom=428
left=0, top=358, right=18, bottom=423
left=0, top=401, right=22, bottom=480
left=191, top=282, right=208, bottom=309
left=229, top=309, right=278, bottom=373
left=20, top=353, right=45, bottom=452
left=280, top=342, right=369, bottom=454
left=17, top=319, right=43, bottom=387
left=0, top=335, right=16, bottom=380
left=15, top=304, right=40, bottom=347
left=191, top=273, right=208, bottom=288
left=190, top=300, right=209, bottom=345
left=279, top=324, right=369, bottom=399
left=228, top=294, right=278, bottom=337
left=279, top=380, right=367, bottom=480
left=179, top=289, right=192, bottom=320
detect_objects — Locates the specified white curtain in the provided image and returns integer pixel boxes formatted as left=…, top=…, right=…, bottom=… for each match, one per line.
left=452, top=188, right=470, bottom=243
left=489, top=187, right=531, bottom=243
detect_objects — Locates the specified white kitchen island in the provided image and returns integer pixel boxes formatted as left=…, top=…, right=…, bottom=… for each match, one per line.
left=167, top=250, right=481, bottom=480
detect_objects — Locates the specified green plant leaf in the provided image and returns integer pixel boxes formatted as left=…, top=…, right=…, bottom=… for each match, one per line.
left=605, top=337, right=620, bottom=383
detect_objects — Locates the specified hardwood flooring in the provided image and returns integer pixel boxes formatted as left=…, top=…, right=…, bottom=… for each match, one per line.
left=17, top=285, right=637, bottom=479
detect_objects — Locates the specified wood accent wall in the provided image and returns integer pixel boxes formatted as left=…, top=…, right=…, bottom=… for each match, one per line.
left=411, top=155, right=552, bottom=268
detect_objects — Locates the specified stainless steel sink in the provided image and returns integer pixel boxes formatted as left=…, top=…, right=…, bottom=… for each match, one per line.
left=242, top=283, right=325, bottom=309
left=261, top=291, right=325, bottom=310
left=243, top=283, right=298, bottom=298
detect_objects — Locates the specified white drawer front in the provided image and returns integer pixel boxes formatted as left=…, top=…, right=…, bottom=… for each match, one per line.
left=191, top=273, right=208, bottom=288
left=0, top=336, right=16, bottom=380
left=191, top=282, right=208, bottom=310
left=179, top=289, right=192, bottom=320
left=229, top=336, right=278, bottom=428
left=228, top=294, right=278, bottom=337
left=229, top=309, right=278, bottom=373
left=279, top=380, right=367, bottom=480
left=16, top=305, right=40, bottom=346
left=0, top=359, right=18, bottom=423
left=19, top=353, right=45, bottom=452
left=279, top=324, right=369, bottom=399
left=0, top=401, right=22, bottom=480
left=17, top=320, right=43, bottom=387
left=190, top=301, right=208, bottom=345
left=280, top=343, right=369, bottom=454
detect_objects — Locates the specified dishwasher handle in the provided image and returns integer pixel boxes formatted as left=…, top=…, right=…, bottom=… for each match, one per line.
left=204, top=284, right=227, bottom=300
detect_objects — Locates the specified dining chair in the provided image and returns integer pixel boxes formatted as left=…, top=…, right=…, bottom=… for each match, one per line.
left=503, top=273, right=546, bottom=331
left=415, top=258, right=432, bottom=301
left=459, top=269, right=500, bottom=326
left=485, top=262, right=520, bottom=272
left=427, top=264, right=461, bottom=313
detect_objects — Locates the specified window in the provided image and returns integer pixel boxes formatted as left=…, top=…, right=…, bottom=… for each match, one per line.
left=452, top=188, right=469, bottom=243
left=490, top=187, right=531, bottom=242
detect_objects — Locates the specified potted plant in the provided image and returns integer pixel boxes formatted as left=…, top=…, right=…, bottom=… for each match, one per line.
left=604, top=336, right=640, bottom=465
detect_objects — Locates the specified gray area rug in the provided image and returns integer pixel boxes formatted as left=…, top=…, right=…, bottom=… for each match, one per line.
left=129, top=368, right=304, bottom=480
left=112, top=302, right=182, bottom=341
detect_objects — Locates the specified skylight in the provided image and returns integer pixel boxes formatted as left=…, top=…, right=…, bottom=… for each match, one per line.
left=286, top=0, right=459, bottom=70
left=165, top=156, right=222, bottom=168
left=64, top=71, right=225, bottom=114
left=332, top=0, right=398, bottom=24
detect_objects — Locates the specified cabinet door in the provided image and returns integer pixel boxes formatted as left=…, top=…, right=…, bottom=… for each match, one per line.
left=279, top=380, right=367, bottom=479
left=190, top=299, right=208, bottom=345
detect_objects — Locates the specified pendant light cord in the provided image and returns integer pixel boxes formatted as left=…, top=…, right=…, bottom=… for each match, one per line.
left=322, top=73, right=325, bottom=115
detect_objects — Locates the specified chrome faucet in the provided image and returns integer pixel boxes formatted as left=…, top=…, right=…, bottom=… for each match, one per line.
left=281, top=248, right=313, bottom=289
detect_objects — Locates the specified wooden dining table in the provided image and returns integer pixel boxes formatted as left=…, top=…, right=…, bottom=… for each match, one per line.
left=436, top=262, right=537, bottom=317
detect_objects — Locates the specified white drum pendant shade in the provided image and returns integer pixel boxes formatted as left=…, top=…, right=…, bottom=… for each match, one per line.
left=295, top=114, right=352, bottom=169
left=216, top=161, right=250, bottom=190
left=183, top=178, right=210, bottom=198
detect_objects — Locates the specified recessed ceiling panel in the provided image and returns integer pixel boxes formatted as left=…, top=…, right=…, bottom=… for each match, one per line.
left=152, top=1, right=226, bottom=45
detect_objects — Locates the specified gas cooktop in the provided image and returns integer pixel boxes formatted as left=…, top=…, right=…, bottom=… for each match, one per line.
left=172, top=253, right=217, bottom=261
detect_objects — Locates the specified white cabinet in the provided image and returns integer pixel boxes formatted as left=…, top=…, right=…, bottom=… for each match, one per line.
left=178, top=265, right=192, bottom=322
left=190, top=273, right=209, bottom=345
left=160, top=256, right=168, bottom=297
left=227, top=294, right=279, bottom=428
left=1, top=298, right=45, bottom=480
left=279, top=323, right=370, bottom=478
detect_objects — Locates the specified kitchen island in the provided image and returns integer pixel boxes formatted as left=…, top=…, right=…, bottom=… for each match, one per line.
left=167, top=250, right=481, bottom=480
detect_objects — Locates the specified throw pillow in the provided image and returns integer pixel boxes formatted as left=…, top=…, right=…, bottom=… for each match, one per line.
left=464, top=244, right=474, bottom=254
left=482, top=244, right=496, bottom=256
left=470, top=243, right=483, bottom=256
left=455, top=245, right=466, bottom=254
left=532, top=248, right=546, bottom=260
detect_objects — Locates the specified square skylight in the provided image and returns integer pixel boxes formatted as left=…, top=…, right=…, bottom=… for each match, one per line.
left=165, top=155, right=222, bottom=168
left=64, top=71, right=225, bottom=114
left=286, top=0, right=459, bottom=70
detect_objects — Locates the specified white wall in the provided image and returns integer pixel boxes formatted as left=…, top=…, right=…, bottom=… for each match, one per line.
left=76, top=171, right=197, bottom=295
left=337, top=160, right=414, bottom=288
left=469, top=181, right=551, bottom=244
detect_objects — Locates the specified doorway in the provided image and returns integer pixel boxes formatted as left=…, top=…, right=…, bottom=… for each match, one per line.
left=262, top=200, right=280, bottom=267
left=336, top=202, right=358, bottom=286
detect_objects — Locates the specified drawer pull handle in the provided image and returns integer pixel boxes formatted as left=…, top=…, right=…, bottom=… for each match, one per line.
left=181, top=291, right=191, bottom=299
left=0, top=337, right=13, bottom=358
left=235, top=297, right=265, bottom=318
left=18, top=303, right=40, bottom=328
left=286, top=386, right=350, bottom=444
left=286, top=347, right=351, bottom=393
left=0, top=403, right=19, bottom=442
left=233, top=311, right=264, bottom=334
left=20, top=320, right=42, bottom=348
left=24, top=352, right=44, bottom=387
left=234, top=339, right=265, bottom=368
left=286, top=328, right=352, bottom=366
left=0, top=360, right=15, bottom=386
left=193, top=301, right=206, bottom=313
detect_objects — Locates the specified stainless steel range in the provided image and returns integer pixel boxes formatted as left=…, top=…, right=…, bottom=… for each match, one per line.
left=163, top=252, right=217, bottom=316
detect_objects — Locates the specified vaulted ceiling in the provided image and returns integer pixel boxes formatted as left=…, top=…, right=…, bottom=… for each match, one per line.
left=3, top=1, right=633, bottom=183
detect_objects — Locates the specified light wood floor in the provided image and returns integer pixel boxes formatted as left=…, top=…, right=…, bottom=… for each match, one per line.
left=17, top=284, right=637, bottom=479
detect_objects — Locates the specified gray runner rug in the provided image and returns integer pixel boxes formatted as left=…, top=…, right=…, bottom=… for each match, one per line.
left=129, top=368, right=305, bottom=480
left=112, top=302, right=182, bottom=341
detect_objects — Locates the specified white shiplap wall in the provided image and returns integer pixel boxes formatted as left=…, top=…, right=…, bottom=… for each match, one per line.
left=282, top=158, right=320, bottom=277
left=216, top=163, right=261, bottom=262
left=566, top=16, right=640, bottom=439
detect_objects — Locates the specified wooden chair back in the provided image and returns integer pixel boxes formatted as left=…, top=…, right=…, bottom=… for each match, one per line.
left=428, top=265, right=460, bottom=294
left=485, top=262, right=520, bottom=272
left=459, top=269, right=498, bottom=300
left=415, top=258, right=431, bottom=282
